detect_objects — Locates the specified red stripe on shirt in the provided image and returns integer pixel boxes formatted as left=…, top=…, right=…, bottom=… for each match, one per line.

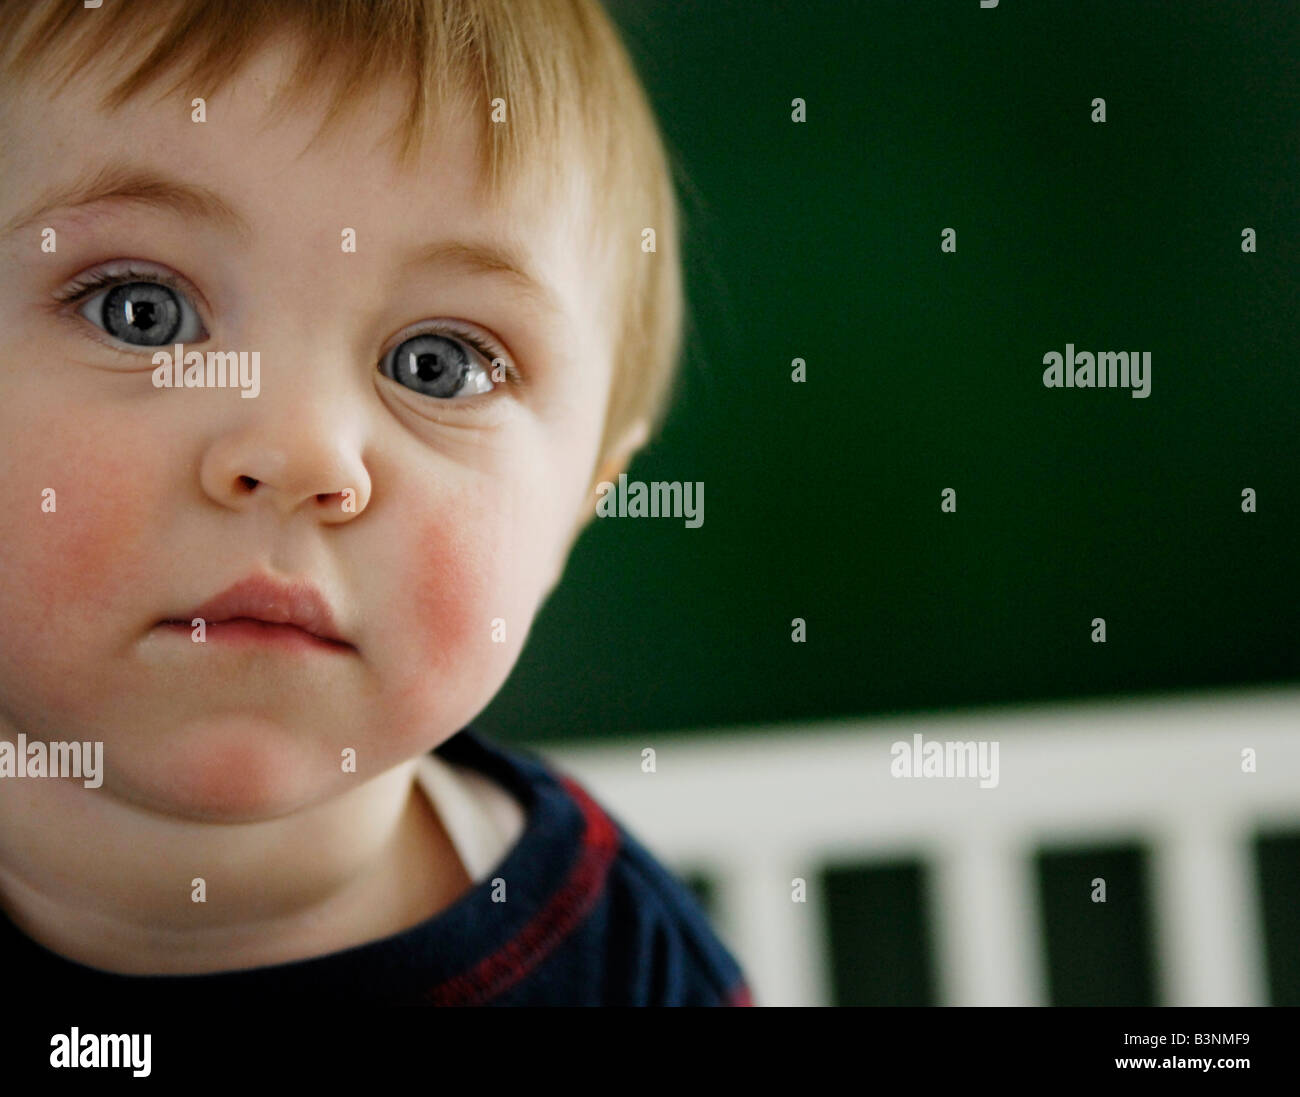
left=727, top=981, right=754, bottom=1006
left=422, top=773, right=620, bottom=1005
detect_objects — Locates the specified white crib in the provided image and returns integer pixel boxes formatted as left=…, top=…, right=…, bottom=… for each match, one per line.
left=546, top=686, right=1300, bottom=1006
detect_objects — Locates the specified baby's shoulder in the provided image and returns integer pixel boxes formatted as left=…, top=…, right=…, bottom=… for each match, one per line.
left=439, top=729, right=752, bottom=1005
left=596, top=821, right=752, bottom=1006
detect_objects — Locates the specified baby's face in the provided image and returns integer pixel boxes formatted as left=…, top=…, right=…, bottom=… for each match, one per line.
left=0, top=41, right=613, bottom=819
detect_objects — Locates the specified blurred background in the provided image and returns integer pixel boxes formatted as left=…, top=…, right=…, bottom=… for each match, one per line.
left=473, top=0, right=1300, bottom=1005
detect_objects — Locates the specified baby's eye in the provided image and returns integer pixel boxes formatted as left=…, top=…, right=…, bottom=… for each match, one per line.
left=378, top=330, right=498, bottom=400
left=74, top=275, right=207, bottom=347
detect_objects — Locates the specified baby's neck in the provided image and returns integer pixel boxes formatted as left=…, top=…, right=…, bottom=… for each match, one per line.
left=0, top=760, right=471, bottom=975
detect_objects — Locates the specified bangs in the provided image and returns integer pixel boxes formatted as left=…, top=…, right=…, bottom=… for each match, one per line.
left=0, top=0, right=624, bottom=211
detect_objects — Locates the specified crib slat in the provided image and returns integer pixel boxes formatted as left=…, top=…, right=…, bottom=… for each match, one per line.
left=1150, top=822, right=1266, bottom=1006
left=931, top=834, right=1045, bottom=1005
left=712, top=856, right=829, bottom=1007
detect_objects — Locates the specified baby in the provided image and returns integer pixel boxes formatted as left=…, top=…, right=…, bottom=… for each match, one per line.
left=0, top=0, right=750, bottom=1006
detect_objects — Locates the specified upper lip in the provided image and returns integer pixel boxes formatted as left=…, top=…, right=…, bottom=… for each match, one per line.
left=173, top=575, right=351, bottom=646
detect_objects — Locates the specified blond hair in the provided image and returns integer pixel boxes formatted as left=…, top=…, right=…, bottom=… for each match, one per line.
left=0, top=0, right=684, bottom=469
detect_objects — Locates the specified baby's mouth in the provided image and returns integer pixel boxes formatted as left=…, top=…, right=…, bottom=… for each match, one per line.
left=156, top=617, right=355, bottom=653
left=158, top=573, right=357, bottom=654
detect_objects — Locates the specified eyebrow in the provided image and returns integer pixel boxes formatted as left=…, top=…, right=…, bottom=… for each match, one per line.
left=0, top=162, right=253, bottom=241
left=1, top=161, right=565, bottom=318
left=402, top=238, right=564, bottom=319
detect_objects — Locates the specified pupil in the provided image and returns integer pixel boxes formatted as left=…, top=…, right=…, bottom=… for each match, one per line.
left=415, top=353, right=444, bottom=382
left=129, top=300, right=156, bottom=329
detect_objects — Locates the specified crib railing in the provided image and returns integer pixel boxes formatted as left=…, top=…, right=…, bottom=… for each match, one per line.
left=545, top=687, right=1300, bottom=1006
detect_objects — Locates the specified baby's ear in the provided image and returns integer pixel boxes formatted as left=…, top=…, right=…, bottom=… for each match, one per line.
left=586, top=419, right=649, bottom=498
left=560, top=418, right=650, bottom=557
left=542, top=419, right=650, bottom=603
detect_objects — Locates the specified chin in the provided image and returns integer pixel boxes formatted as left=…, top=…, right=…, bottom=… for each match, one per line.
left=115, top=715, right=329, bottom=823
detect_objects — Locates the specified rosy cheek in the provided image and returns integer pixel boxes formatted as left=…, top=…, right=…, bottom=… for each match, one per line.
left=381, top=493, right=525, bottom=723
left=0, top=418, right=157, bottom=653
left=46, top=469, right=147, bottom=609
left=408, top=511, right=502, bottom=674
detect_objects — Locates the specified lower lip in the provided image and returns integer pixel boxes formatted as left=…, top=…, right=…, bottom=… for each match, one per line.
left=158, top=618, right=354, bottom=654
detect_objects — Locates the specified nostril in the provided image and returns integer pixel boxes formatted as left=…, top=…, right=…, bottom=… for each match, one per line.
left=238, top=476, right=259, bottom=491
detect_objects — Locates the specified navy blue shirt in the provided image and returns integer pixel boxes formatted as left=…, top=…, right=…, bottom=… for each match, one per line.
left=2, top=727, right=753, bottom=1006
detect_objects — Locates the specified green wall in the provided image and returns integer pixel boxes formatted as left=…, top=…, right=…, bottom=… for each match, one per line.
left=481, top=0, right=1298, bottom=744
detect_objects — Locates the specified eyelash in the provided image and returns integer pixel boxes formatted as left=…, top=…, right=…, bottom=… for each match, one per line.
left=53, top=264, right=198, bottom=313
left=52, top=265, right=521, bottom=387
